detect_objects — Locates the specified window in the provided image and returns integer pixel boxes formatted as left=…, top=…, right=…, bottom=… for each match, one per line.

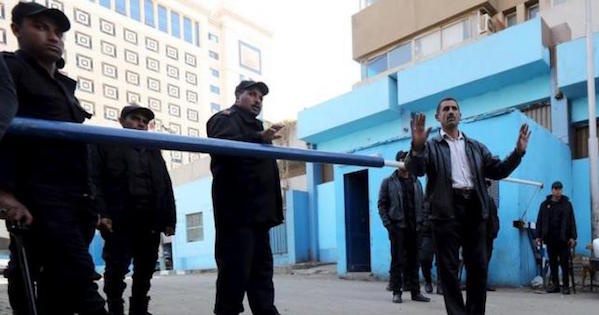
left=505, top=12, right=517, bottom=27
left=124, top=49, right=139, bottom=65
left=148, top=97, right=161, bottom=112
left=130, top=0, right=141, bottom=21
left=366, top=54, right=387, bottom=77
left=103, top=84, right=119, bottom=100
left=186, top=212, right=204, bottom=242
left=188, top=127, right=199, bottom=137
left=75, top=32, right=92, bottom=49
left=80, top=100, right=95, bottom=115
left=388, top=42, right=411, bottom=68
left=166, top=45, right=178, bottom=60
left=75, top=54, right=93, bottom=71
left=528, top=4, right=540, bottom=20
left=171, top=150, right=182, bottom=162
left=124, top=28, right=138, bottom=45
left=414, top=31, right=441, bottom=58
left=48, top=0, right=64, bottom=11
left=100, top=0, right=111, bottom=9
left=239, top=41, right=261, bottom=74
left=101, top=41, right=117, bottom=57
left=211, top=103, right=220, bottom=113
left=102, top=63, right=118, bottom=79
left=441, top=19, right=472, bottom=49
left=115, top=0, right=126, bottom=15
left=187, top=109, right=199, bottom=122
left=100, top=19, right=116, bottom=36
left=210, top=85, right=220, bottom=95
left=169, top=122, right=181, bottom=135
left=146, top=57, right=160, bottom=72
left=168, top=103, right=181, bottom=117
left=573, top=123, right=599, bottom=159
left=77, top=77, right=94, bottom=93
left=167, top=84, right=180, bottom=99
left=158, top=5, right=168, bottom=33
left=125, top=70, right=140, bottom=86
left=145, top=37, right=159, bottom=52
left=0, top=29, right=6, bottom=44
left=104, top=106, right=119, bottom=121
left=186, top=90, right=198, bottom=104
left=144, top=0, right=155, bottom=27
left=171, top=11, right=180, bottom=38
left=209, top=50, right=219, bottom=60
left=166, top=65, right=179, bottom=79
left=210, top=68, right=220, bottom=78
left=74, top=8, right=91, bottom=27
left=147, top=77, right=161, bottom=92
left=183, top=17, right=192, bottom=43
left=127, top=91, right=141, bottom=104
left=185, top=72, right=197, bottom=85
left=194, top=22, right=200, bottom=47
left=184, top=53, right=196, bottom=67
left=0, top=3, right=5, bottom=20
left=208, top=33, right=219, bottom=43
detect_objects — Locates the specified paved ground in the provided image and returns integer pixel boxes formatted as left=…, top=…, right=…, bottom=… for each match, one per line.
left=0, top=265, right=597, bottom=314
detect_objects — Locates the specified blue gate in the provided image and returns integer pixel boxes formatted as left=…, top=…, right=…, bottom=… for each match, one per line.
left=269, top=221, right=288, bottom=255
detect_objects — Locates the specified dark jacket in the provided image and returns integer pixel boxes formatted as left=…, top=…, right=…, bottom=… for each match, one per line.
left=91, top=145, right=176, bottom=232
left=535, top=195, right=577, bottom=243
left=206, top=105, right=284, bottom=228
left=0, top=51, right=92, bottom=205
left=488, top=198, right=499, bottom=239
left=405, top=132, right=523, bottom=220
left=377, top=171, right=424, bottom=228
left=0, top=55, right=17, bottom=141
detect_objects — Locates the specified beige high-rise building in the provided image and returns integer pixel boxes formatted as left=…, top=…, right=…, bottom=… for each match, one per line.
left=0, top=0, right=272, bottom=168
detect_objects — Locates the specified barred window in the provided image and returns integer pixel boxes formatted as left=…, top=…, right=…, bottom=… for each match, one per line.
left=186, top=212, right=204, bottom=242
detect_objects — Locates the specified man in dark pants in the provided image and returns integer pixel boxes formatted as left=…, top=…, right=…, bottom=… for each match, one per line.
left=535, top=181, right=577, bottom=295
left=418, top=200, right=435, bottom=294
left=406, top=97, right=530, bottom=315
left=485, top=180, right=499, bottom=291
left=0, top=2, right=108, bottom=314
left=0, top=55, right=17, bottom=141
left=377, top=151, right=430, bottom=304
left=207, top=80, right=284, bottom=315
left=93, top=104, right=176, bottom=315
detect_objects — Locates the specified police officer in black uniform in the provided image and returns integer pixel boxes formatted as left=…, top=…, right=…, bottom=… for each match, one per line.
left=92, top=104, right=176, bottom=315
left=0, top=2, right=108, bottom=314
left=207, top=80, right=284, bottom=315
left=0, top=54, right=17, bottom=141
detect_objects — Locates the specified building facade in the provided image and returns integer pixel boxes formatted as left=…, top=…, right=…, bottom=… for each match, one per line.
left=297, top=0, right=599, bottom=286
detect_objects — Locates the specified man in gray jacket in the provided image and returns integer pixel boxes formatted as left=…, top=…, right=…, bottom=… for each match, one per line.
left=378, top=150, right=430, bottom=304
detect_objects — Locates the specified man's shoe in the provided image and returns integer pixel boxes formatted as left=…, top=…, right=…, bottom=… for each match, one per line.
left=486, top=287, right=496, bottom=292
left=545, top=286, right=560, bottom=293
left=562, top=288, right=570, bottom=295
left=436, top=285, right=444, bottom=295
left=392, top=293, right=403, bottom=304
left=129, top=296, right=152, bottom=315
left=425, top=282, right=433, bottom=294
left=411, top=291, right=431, bottom=302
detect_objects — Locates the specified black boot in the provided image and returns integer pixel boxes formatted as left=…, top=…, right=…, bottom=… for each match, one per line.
left=411, top=291, right=431, bottom=302
left=107, top=298, right=125, bottom=315
left=392, top=292, right=403, bottom=304
left=129, top=296, right=152, bottom=315
left=425, top=282, right=433, bottom=294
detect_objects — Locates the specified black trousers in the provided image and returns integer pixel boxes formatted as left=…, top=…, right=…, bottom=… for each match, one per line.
left=102, top=226, right=161, bottom=302
left=433, top=193, right=488, bottom=315
left=419, top=234, right=434, bottom=284
left=7, top=198, right=106, bottom=315
left=546, top=241, right=570, bottom=289
left=214, top=225, right=279, bottom=315
left=388, top=223, right=420, bottom=294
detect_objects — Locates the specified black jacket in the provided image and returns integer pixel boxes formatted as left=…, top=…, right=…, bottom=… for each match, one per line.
left=377, top=171, right=424, bottom=228
left=488, top=198, right=499, bottom=239
left=0, top=55, right=17, bottom=141
left=91, top=144, right=176, bottom=232
left=0, top=51, right=92, bottom=205
left=535, top=195, right=577, bottom=243
left=405, top=132, right=523, bottom=220
left=207, top=106, right=284, bottom=228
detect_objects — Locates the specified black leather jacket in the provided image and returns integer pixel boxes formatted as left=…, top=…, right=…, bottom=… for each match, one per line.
left=405, top=131, right=523, bottom=220
left=377, top=171, right=424, bottom=228
left=535, top=195, right=577, bottom=243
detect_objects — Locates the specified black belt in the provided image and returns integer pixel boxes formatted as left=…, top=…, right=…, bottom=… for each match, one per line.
left=453, top=188, right=475, bottom=200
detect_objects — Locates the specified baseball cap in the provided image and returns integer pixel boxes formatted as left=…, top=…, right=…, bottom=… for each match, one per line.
left=551, top=181, right=563, bottom=189
left=12, top=2, right=71, bottom=32
left=235, top=80, right=269, bottom=96
left=120, top=104, right=155, bottom=121
left=395, top=150, right=408, bottom=162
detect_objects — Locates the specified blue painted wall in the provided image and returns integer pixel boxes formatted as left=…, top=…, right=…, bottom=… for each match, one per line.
left=571, top=159, right=595, bottom=254
left=286, top=190, right=310, bottom=264
left=317, top=182, right=337, bottom=262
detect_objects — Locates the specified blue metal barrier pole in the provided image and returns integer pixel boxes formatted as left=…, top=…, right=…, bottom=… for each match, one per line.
left=7, top=118, right=388, bottom=168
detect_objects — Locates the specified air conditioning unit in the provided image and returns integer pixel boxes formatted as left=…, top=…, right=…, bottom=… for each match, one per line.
left=478, top=13, right=496, bottom=34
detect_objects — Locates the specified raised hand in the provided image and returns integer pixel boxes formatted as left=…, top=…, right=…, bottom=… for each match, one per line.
left=261, top=123, right=285, bottom=142
left=411, top=113, right=431, bottom=152
left=516, top=123, right=531, bottom=155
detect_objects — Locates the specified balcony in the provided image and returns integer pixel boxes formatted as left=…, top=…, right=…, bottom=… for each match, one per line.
left=557, top=32, right=599, bottom=98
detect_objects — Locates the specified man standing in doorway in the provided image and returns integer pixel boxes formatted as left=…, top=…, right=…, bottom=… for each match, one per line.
left=207, top=80, right=284, bottom=315
left=378, top=150, right=431, bottom=304
left=535, top=181, right=577, bottom=295
left=406, top=97, right=530, bottom=315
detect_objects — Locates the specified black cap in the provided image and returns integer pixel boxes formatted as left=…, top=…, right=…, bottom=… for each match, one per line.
left=395, top=150, right=408, bottom=162
left=235, top=80, right=269, bottom=96
left=120, top=104, right=155, bottom=121
left=12, top=2, right=71, bottom=32
left=551, top=181, right=563, bottom=189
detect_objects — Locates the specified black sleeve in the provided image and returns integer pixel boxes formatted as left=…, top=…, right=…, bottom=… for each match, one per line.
left=568, top=201, right=577, bottom=240
left=89, top=145, right=110, bottom=219
left=206, top=114, right=263, bottom=143
left=377, top=178, right=392, bottom=228
left=0, top=54, right=23, bottom=192
left=0, top=55, right=17, bottom=141
left=535, top=202, right=544, bottom=239
left=480, top=142, right=523, bottom=180
left=160, top=154, right=177, bottom=230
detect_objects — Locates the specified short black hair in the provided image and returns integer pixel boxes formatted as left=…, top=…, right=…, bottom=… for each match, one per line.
left=436, top=97, right=459, bottom=114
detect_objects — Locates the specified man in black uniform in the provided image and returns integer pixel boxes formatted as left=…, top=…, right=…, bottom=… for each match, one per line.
left=406, top=98, right=530, bottom=315
left=0, top=2, right=108, bottom=314
left=207, top=80, right=284, bottom=315
left=0, top=55, right=17, bottom=141
left=93, top=104, right=176, bottom=315
left=377, top=151, right=430, bottom=304
left=535, top=181, right=577, bottom=295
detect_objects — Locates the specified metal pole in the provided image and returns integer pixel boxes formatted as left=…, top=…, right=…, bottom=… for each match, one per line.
left=586, top=0, right=599, bottom=240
